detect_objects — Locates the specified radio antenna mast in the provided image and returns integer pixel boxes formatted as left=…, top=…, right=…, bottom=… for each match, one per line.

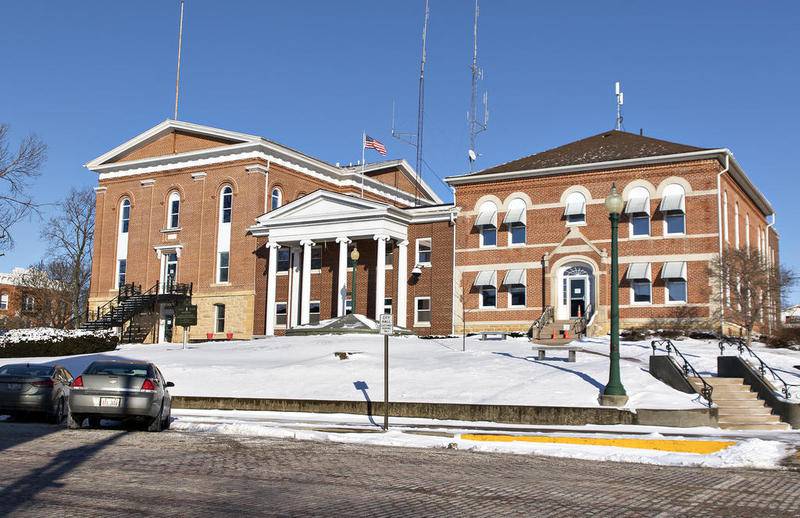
left=173, top=0, right=185, bottom=120
left=391, top=0, right=429, bottom=205
left=467, top=0, right=489, bottom=170
left=615, top=81, right=624, bottom=131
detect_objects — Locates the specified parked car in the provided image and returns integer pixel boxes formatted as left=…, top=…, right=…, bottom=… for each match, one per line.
left=68, top=360, right=173, bottom=432
left=0, top=363, right=73, bottom=423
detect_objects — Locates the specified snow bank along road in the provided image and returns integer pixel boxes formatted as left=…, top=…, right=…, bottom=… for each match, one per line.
left=11, top=334, right=799, bottom=409
left=1, top=422, right=799, bottom=517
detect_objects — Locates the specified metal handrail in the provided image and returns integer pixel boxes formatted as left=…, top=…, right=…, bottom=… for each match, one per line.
left=651, top=339, right=713, bottom=407
left=719, top=336, right=799, bottom=400
left=532, top=306, right=554, bottom=338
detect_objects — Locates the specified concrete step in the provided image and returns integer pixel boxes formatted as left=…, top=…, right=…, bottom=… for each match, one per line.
left=688, top=377, right=745, bottom=385
left=693, top=384, right=753, bottom=394
left=718, top=414, right=784, bottom=424
left=718, top=422, right=791, bottom=431
left=713, top=399, right=768, bottom=409
left=717, top=407, right=775, bottom=417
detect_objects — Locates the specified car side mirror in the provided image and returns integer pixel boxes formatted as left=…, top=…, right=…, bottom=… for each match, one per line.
left=165, top=381, right=175, bottom=388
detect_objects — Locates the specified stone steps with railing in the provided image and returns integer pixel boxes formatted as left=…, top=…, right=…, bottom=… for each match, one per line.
left=688, top=376, right=790, bottom=431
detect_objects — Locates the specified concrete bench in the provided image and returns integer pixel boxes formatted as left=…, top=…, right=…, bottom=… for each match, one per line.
left=479, top=331, right=508, bottom=341
left=532, top=345, right=580, bottom=362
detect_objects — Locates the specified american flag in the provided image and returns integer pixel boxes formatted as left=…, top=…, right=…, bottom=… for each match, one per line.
left=364, top=135, right=387, bottom=156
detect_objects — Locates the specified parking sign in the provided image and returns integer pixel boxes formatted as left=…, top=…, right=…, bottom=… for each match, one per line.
left=379, top=313, right=393, bottom=335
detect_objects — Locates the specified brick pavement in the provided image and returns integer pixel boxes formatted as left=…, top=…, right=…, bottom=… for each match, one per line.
left=0, top=422, right=797, bottom=517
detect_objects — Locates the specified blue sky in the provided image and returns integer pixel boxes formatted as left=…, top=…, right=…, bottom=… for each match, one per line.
left=1, top=1, right=798, bottom=298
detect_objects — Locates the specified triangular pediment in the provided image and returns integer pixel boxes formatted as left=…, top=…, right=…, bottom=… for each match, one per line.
left=550, top=226, right=606, bottom=258
left=86, top=120, right=260, bottom=168
left=256, top=190, right=391, bottom=224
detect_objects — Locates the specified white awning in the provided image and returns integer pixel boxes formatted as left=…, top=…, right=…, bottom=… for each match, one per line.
left=625, top=196, right=649, bottom=214
left=503, top=206, right=526, bottom=225
left=475, top=209, right=497, bottom=227
left=661, top=261, right=687, bottom=280
left=502, top=269, right=526, bottom=286
left=626, top=262, right=652, bottom=281
left=564, top=200, right=585, bottom=216
left=660, top=193, right=685, bottom=212
left=473, top=270, right=497, bottom=288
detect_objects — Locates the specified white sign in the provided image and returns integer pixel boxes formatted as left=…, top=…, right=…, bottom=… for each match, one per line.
left=379, top=314, right=393, bottom=335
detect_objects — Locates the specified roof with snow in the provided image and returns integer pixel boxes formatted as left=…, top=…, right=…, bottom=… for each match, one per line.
left=471, top=130, right=708, bottom=176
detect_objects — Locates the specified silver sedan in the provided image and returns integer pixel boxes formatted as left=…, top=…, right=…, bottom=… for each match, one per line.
left=0, top=363, right=73, bottom=423
left=68, top=360, right=173, bottom=432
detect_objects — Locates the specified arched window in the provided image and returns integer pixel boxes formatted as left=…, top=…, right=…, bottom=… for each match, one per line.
left=723, top=191, right=729, bottom=242
left=734, top=201, right=740, bottom=249
left=220, top=186, right=233, bottom=224
left=564, top=192, right=586, bottom=224
left=120, top=198, right=131, bottom=234
left=22, top=295, right=34, bottom=312
left=167, top=191, right=181, bottom=229
left=504, top=198, right=527, bottom=246
left=271, top=187, right=283, bottom=210
left=625, top=186, right=650, bottom=237
left=660, top=184, right=686, bottom=235
left=745, top=213, right=750, bottom=248
left=475, top=201, right=498, bottom=247
left=0, top=293, right=8, bottom=310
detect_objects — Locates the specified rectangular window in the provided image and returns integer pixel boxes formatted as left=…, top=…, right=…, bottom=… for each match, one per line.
left=416, top=238, right=432, bottom=265
left=480, top=286, right=497, bottom=308
left=277, top=249, right=291, bottom=272
left=509, top=223, right=526, bottom=245
left=509, top=286, right=526, bottom=307
left=310, top=301, right=320, bottom=325
left=665, top=212, right=685, bottom=235
left=276, top=302, right=288, bottom=326
left=345, top=297, right=353, bottom=315
left=117, top=259, right=127, bottom=289
left=385, top=241, right=394, bottom=265
left=666, top=280, right=687, bottom=303
left=631, top=214, right=650, bottom=237
left=218, top=252, right=230, bottom=283
left=169, top=200, right=180, bottom=229
left=121, top=204, right=130, bottom=233
left=567, top=213, right=585, bottom=224
left=0, top=294, right=7, bottom=310
left=311, top=247, right=322, bottom=270
left=632, top=280, right=651, bottom=303
left=384, top=297, right=393, bottom=315
left=222, top=195, right=232, bottom=224
left=480, top=226, right=497, bottom=247
left=415, top=297, right=431, bottom=325
left=214, top=304, right=225, bottom=333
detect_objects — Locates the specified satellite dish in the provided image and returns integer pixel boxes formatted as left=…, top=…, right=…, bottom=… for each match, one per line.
left=468, top=149, right=477, bottom=161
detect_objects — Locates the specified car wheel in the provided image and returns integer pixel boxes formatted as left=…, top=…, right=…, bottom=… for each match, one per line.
left=162, top=409, right=171, bottom=430
left=147, top=405, right=164, bottom=432
left=49, top=398, right=66, bottom=425
left=88, top=417, right=102, bottom=429
left=67, top=412, right=83, bottom=429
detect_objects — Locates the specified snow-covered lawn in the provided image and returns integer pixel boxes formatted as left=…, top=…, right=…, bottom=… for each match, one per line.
left=4, top=333, right=799, bottom=409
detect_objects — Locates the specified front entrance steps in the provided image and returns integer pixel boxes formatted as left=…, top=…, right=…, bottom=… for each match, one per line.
left=688, top=376, right=790, bottom=431
left=532, top=320, right=577, bottom=345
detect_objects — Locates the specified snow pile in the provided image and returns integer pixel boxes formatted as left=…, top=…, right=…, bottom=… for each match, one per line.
left=0, top=327, right=113, bottom=345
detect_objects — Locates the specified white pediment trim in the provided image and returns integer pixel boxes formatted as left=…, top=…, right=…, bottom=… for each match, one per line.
left=256, top=190, right=398, bottom=224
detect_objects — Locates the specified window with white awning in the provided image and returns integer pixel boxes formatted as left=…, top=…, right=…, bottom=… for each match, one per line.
left=661, top=261, right=687, bottom=280
left=474, top=201, right=498, bottom=227
left=473, top=270, right=497, bottom=288
left=625, top=262, right=652, bottom=280
left=502, top=269, right=526, bottom=286
left=625, top=186, right=650, bottom=214
left=659, top=184, right=686, bottom=213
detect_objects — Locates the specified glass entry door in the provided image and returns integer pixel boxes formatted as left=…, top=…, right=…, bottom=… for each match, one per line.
left=569, top=277, right=587, bottom=318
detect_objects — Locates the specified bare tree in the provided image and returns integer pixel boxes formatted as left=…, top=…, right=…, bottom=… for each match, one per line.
left=39, top=187, right=95, bottom=325
left=709, top=247, right=797, bottom=345
left=17, top=263, right=71, bottom=328
left=0, top=124, right=47, bottom=251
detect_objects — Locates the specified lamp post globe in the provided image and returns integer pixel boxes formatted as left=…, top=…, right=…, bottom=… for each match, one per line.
left=600, top=183, right=628, bottom=406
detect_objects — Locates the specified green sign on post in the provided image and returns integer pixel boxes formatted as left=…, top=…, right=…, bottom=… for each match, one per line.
left=175, top=304, right=197, bottom=327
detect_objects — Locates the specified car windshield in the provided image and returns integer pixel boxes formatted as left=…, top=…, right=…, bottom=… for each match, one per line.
left=0, top=364, right=54, bottom=377
left=84, top=362, right=151, bottom=377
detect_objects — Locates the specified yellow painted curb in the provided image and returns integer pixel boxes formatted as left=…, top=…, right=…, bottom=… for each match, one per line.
left=459, top=434, right=736, bottom=454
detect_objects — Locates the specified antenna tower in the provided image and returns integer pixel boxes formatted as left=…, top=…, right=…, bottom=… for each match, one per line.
left=173, top=0, right=185, bottom=120
left=391, top=0, right=429, bottom=205
left=467, top=0, right=489, bottom=170
left=615, top=81, right=624, bottom=131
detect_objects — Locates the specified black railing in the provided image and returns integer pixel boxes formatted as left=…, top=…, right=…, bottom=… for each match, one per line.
left=533, top=306, right=554, bottom=339
left=719, top=336, right=799, bottom=400
left=651, top=338, right=713, bottom=407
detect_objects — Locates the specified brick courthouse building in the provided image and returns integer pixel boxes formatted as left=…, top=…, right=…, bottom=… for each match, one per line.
left=86, top=121, right=778, bottom=342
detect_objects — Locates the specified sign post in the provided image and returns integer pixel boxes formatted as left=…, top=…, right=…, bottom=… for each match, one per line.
left=174, top=303, right=198, bottom=351
left=378, top=313, right=393, bottom=431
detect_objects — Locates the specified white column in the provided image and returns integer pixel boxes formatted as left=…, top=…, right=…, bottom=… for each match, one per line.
left=374, top=235, right=389, bottom=320
left=336, top=237, right=351, bottom=317
left=300, top=239, right=315, bottom=325
left=396, top=240, right=408, bottom=328
left=289, top=247, right=301, bottom=328
left=265, top=242, right=280, bottom=336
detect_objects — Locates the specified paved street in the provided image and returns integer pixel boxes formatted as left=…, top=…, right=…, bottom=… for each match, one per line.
left=0, top=422, right=798, bottom=517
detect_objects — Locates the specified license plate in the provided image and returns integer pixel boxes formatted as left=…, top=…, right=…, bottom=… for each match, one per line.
left=99, top=397, right=120, bottom=407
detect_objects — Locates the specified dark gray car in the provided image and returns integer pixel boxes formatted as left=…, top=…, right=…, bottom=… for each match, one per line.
left=0, top=363, right=73, bottom=423
left=68, top=360, right=173, bottom=432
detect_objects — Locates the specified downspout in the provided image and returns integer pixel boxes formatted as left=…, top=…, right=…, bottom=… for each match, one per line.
left=450, top=185, right=457, bottom=337
left=766, top=212, right=776, bottom=333
left=716, top=153, right=730, bottom=335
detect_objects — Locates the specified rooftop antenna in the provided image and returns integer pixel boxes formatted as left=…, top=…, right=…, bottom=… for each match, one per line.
left=467, top=0, right=489, bottom=170
left=391, top=0, right=429, bottom=205
left=615, top=81, right=624, bottom=131
left=173, top=0, right=185, bottom=120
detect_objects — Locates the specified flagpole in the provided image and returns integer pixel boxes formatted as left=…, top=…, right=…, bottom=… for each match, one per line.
left=361, top=130, right=366, bottom=198
left=174, top=0, right=185, bottom=120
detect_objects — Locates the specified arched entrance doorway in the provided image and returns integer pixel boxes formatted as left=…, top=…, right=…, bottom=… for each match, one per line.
left=555, top=261, right=595, bottom=321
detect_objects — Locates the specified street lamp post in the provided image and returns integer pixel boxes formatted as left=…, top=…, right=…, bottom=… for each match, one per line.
left=350, top=246, right=360, bottom=314
left=600, top=183, right=629, bottom=406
